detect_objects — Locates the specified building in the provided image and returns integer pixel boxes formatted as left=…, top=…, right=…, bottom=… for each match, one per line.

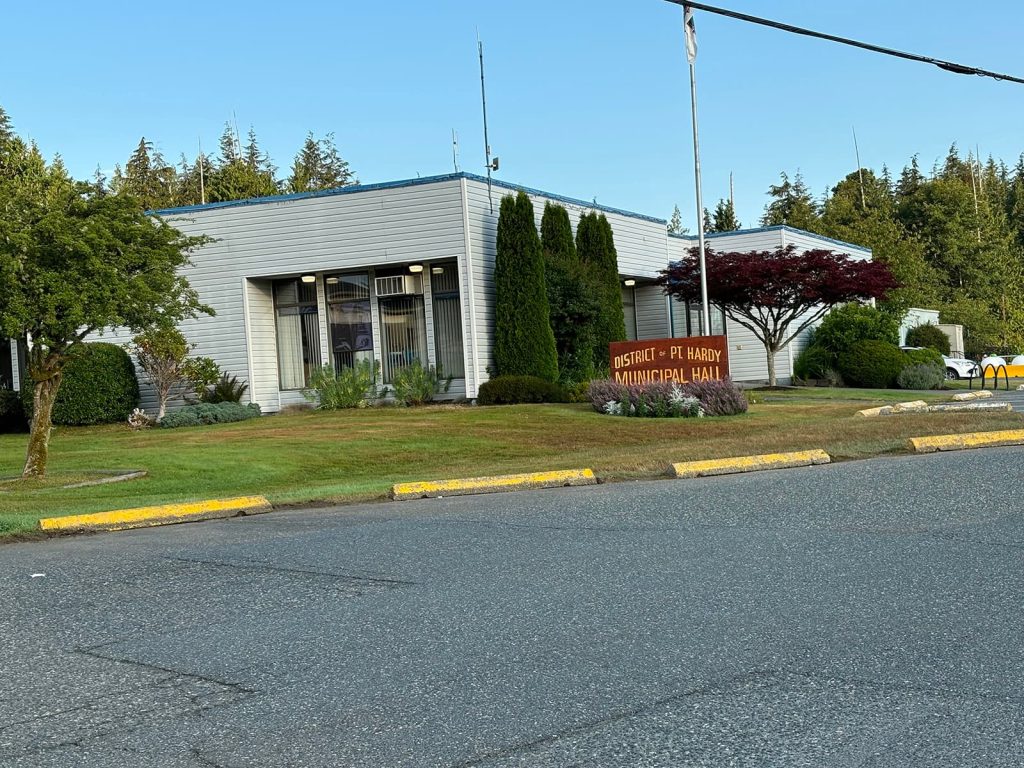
left=9, top=172, right=870, bottom=411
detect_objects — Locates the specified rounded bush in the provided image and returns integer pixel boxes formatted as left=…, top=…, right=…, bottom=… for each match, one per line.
left=477, top=375, right=568, bottom=405
left=838, top=340, right=905, bottom=389
left=21, top=343, right=140, bottom=425
left=815, top=304, right=899, bottom=357
left=904, top=324, right=951, bottom=355
left=902, top=347, right=943, bottom=369
left=897, top=363, right=945, bottom=390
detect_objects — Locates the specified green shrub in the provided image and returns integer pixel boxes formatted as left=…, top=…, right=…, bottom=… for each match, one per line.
left=793, top=343, right=835, bottom=381
left=0, top=389, right=27, bottom=433
left=203, top=373, right=248, bottom=404
left=815, top=303, right=899, bottom=357
left=477, top=375, right=569, bottom=405
left=159, top=402, right=261, bottom=429
left=905, top=324, right=951, bottom=355
left=838, top=340, right=905, bottom=389
left=390, top=361, right=452, bottom=406
left=21, top=343, right=140, bottom=425
left=897, top=363, right=945, bottom=390
left=303, top=361, right=383, bottom=409
left=902, top=347, right=943, bottom=369
left=183, top=356, right=221, bottom=393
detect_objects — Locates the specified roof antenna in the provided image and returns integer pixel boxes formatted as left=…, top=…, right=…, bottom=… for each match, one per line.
left=452, top=129, right=460, bottom=172
left=478, top=31, right=499, bottom=213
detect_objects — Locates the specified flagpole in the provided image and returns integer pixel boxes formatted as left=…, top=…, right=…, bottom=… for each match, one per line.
left=684, top=4, right=711, bottom=336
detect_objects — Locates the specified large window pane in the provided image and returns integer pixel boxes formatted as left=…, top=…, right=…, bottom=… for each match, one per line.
left=430, top=263, right=465, bottom=378
left=326, top=273, right=373, bottom=371
left=274, top=278, right=322, bottom=389
left=379, top=295, right=427, bottom=384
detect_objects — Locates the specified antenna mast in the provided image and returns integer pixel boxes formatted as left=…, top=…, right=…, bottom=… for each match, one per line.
left=452, top=129, right=460, bottom=172
left=478, top=36, right=495, bottom=213
left=198, top=137, right=206, bottom=205
left=852, top=127, right=866, bottom=210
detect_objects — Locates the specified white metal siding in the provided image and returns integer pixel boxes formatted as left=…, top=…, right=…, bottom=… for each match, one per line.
left=463, top=177, right=673, bottom=389
left=90, top=178, right=468, bottom=412
left=635, top=285, right=669, bottom=340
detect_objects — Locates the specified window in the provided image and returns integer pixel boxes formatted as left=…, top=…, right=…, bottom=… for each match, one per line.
left=325, top=273, right=373, bottom=371
left=430, top=263, right=465, bottom=377
left=622, top=287, right=638, bottom=341
left=274, top=278, right=322, bottom=389
left=685, top=303, right=727, bottom=337
left=379, top=294, right=427, bottom=384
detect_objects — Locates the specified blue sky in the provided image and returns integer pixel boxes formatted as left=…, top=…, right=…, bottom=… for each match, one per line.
left=4, top=1, right=1024, bottom=228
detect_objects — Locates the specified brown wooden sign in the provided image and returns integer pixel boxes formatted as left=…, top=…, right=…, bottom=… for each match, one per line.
left=609, top=336, right=729, bottom=386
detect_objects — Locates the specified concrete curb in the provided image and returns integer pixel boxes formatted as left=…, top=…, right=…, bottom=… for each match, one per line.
left=38, top=495, right=272, bottom=533
left=908, top=430, right=1024, bottom=454
left=670, top=449, right=831, bottom=479
left=392, top=469, right=597, bottom=500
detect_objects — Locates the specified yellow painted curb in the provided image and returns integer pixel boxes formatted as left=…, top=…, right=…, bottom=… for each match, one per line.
left=393, top=469, right=597, bottom=500
left=908, top=429, right=1024, bottom=454
left=670, top=449, right=831, bottom=479
left=39, top=495, right=272, bottom=533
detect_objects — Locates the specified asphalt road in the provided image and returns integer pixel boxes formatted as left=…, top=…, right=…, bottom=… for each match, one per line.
left=3, top=447, right=1024, bottom=767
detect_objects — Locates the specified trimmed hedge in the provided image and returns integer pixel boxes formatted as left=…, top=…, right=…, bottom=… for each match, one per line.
left=477, top=376, right=569, bottom=405
left=159, top=402, right=261, bottom=429
left=21, top=343, right=140, bottom=426
left=905, top=324, right=951, bottom=356
left=0, top=389, right=28, bottom=433
left=838, top=340, right=905, bottom=389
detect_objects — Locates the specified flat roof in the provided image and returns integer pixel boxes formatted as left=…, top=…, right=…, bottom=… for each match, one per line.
left=149, top=171, right=666, bottom=225
left=669, top=224, right=872, bottom=255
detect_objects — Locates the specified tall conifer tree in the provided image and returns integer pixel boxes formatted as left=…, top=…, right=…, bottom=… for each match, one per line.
left=493, top=192, right=558, bottom=381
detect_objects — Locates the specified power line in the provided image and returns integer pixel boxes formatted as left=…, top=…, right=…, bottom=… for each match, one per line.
left=668, top=1, right=1024, bottom=86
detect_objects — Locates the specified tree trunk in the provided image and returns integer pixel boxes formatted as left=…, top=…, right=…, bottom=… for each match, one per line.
left=766, top=346, right=777, bottom=388
left=22, top=370, right=62, bottom=479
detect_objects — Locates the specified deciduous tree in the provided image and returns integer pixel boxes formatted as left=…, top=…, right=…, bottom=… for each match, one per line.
left=659, top=246, right=896, bottom=386
left=0, top=116, right=212, bottom=476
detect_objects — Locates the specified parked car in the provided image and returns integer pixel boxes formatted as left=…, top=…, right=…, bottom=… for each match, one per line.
left=901, top=346, right=979, bottom=380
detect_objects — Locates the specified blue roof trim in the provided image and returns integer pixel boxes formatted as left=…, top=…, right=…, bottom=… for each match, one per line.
left=148, top=171, right=667, bottom=224
left=460, top=173, right=667, bottom=224
left=669, top=224, right=871, bottom=254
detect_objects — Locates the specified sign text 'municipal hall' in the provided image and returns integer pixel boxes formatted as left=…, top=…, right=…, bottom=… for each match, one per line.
left=609, top=336, right=729, bottom=385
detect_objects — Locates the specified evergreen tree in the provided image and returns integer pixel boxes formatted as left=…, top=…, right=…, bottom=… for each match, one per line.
left=702, top=207, right=713, bottom=233
left=820, top=169, right=939, bottom=318
left=710, top=198, right=741, bottom=232
left=577, top=211, right=627, bottom=371
left=173, top=153, right=215, bottom=207
left=541, top=202, right=600, bottom=384
left=287, top=132, right=356, bottom=193
left=667, top=204, right=685, bottom=234
left=208, top=123, right=278, bottom=202
left=493, top=192, right=558, bottom=382
left=761, top=171, right=820, bottom=230
left=110, top=137, right=176, bottom=210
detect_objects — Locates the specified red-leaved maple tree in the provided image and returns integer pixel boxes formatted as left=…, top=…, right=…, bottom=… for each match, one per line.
left=658, top=246, right=897, bottom=386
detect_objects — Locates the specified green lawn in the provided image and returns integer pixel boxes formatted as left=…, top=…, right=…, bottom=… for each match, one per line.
left=1, top=393, right=1021, bottom=536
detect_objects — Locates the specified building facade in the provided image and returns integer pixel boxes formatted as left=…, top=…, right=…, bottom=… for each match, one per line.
left=65, top=172, right=871, bottom=412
